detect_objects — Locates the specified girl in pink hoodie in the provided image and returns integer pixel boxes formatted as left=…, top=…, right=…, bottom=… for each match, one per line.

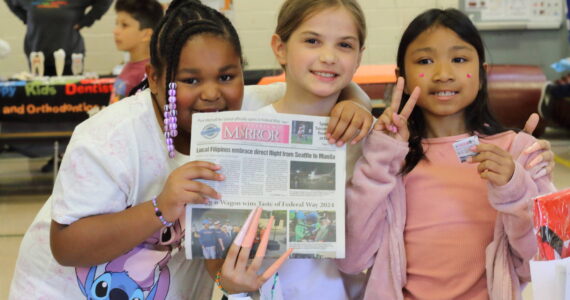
left=338, top=8, right=556, bottom=300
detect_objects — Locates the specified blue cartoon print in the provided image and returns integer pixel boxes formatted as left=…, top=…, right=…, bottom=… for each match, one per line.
left=75, top=219, right=184, bottom=300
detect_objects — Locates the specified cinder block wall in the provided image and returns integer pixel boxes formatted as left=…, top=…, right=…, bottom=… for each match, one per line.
left=0, top=0, right=458, bottom=77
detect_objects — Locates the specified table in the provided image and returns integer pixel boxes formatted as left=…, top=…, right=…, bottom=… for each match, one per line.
left=0, top=77, right=114, bottom=177
left=0, top=131, right=72, bottom=179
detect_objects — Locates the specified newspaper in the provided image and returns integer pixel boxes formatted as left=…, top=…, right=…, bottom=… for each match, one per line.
left=185, top=111, right=346, bottom=259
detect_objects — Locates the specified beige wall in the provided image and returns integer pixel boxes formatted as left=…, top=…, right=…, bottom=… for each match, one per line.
left=0, top=0, right=458, bottom=78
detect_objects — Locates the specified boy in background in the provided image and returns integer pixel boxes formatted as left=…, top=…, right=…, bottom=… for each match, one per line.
left=109, top=0, right=163, bottom=103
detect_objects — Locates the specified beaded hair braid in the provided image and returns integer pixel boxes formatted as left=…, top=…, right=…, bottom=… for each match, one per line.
left=132, top=0, right=243, bottom=158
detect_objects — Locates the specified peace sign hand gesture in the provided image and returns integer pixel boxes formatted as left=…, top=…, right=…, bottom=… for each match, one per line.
left=374, top=77, right=420, bottom=142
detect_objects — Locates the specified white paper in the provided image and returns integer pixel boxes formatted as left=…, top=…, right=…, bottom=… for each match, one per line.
left=565, top=266, right=570, bottom=300
left=530, top=257, right=570, bottom=300
left=185, top=111, right=346, bottom=260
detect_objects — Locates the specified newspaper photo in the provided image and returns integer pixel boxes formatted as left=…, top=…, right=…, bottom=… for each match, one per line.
left=185, top=111, right=346, bottom=259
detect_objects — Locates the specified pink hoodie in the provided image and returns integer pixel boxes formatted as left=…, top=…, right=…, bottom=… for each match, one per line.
left=337, top=130, right=556, bottom=300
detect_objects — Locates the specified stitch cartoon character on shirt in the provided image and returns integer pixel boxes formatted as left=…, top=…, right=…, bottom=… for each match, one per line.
left=75, top=219, right=184, bottom=299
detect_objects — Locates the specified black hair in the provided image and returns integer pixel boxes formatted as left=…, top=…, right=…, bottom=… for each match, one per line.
left=396, top=8, right=506, bottom=174
left=115, top=0, right=164, bottom=30
left=129, top=0, right=243, bottom=97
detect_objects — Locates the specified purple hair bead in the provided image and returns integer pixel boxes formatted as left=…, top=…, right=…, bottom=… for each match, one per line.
left=163, top=81, right=178, bottom=158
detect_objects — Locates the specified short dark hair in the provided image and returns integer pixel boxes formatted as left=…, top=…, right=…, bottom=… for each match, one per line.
left=129, top=0, right=243, bottom=98
left=115, top=0, right=164, bottom=30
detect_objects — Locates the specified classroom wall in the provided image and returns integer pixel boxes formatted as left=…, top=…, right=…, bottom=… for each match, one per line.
left=0, top=0, right=566, bottom=80
left=0, top=0, right=456, bottom=78
left=232, top=0, right=459, bottom=70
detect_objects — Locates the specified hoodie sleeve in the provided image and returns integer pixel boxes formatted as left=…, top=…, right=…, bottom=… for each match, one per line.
left=488, top=132, right=556, bottom=279
left=336, top=131, right=408, bottom=274
left=76, top=0, right=113, bottom=29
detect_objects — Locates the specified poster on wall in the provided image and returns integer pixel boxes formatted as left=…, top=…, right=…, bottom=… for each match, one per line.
left=462, top=0, right=563, bottom=29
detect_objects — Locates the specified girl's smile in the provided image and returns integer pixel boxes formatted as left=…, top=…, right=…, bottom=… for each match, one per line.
left=311, top=70, right=338, bottom=81
left=430, top=89, right=459, bottom=101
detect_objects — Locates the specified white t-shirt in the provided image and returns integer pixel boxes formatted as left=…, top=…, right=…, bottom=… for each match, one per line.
left=256, top=104, right=365, bottom=300
left=242, top=82, right=286, bottom=111
left=9, top=90, right=213, bottom=300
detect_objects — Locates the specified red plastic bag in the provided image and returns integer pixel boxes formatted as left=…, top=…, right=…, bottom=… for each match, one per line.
left=534, top=189, right=570, bottom=261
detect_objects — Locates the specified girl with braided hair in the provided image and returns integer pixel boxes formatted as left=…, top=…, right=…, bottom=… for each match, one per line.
left=10, top=1, right=248, bottom=299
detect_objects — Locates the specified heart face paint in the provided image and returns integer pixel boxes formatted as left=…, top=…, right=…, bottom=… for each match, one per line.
left=419, top=73, right=424, bottom=78
left=467, top=73, right=472, bottom=78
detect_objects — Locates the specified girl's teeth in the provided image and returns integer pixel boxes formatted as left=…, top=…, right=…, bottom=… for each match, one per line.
left=435, top=91, right=456, bottom=96
left=314, top=72, right=335, bottom=78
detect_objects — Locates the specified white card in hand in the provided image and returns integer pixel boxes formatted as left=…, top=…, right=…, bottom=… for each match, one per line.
left=452, top=135, right=479, bottom=163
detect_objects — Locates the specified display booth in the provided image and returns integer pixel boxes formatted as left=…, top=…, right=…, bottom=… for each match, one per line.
left=0, top=77, right=114, bottom=178
left=0, top=77, right=114, bottom=122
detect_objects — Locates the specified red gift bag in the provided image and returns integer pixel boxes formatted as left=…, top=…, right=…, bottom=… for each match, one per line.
left=534, top=189, right=570, bottom=261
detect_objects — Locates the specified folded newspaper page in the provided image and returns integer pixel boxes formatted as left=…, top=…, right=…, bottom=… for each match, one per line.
left=185, top=111, right=346, bottom=259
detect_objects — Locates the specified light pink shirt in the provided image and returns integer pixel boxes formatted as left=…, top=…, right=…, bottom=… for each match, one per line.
left=337, top=130, right=556, bottom=300
left=403, top=133, right=516, bottom=299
